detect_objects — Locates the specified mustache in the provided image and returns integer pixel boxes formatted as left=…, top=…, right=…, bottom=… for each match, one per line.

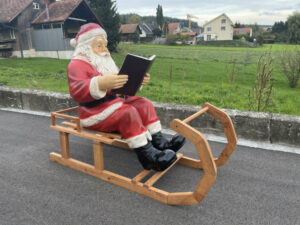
left=99, top=52, right=110, bottom=56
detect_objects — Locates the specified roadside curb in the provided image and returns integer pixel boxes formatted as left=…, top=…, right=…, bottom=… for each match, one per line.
left=1, top=86, right=299, bottom=147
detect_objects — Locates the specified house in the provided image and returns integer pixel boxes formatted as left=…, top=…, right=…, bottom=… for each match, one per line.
left=168, top=23, right=181, bottom=35
left=119, top=24, right=141, bottom=42
left=139, top=24, right=153, bottom=38
left=0, top=0, right=34, bottom=57
left=203, top=13, right=233, bottom=41
left=139, top=23, right=160, bottom=39
left=180, top=32, right=197, bottom=45
left=0, top=0, right=101, bottom=59
left=234, top=27, right=253, bottom=37
left=259, top=25, right=272, bottom=32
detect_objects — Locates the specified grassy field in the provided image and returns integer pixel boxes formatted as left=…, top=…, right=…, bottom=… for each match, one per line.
left=0, top=43, right=299, bottom=115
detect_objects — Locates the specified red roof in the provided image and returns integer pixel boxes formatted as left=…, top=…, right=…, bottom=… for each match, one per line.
left=120, top=24, right=139, bottom=34
left=181, top=32, right=196, bottom=36
left=0, top=0, right=32, bottom=23
left=168, top=23, right=180, bottom=34
left=32, top=0, right=82, bottom=24
left=234, top=27, right=252, bottom=35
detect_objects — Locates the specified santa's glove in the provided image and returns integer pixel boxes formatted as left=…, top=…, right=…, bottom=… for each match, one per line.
left=97, top=72, right=128, bottom=90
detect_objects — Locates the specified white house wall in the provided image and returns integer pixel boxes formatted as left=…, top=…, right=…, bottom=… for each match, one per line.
left=204, top=15, right=233, bottom=41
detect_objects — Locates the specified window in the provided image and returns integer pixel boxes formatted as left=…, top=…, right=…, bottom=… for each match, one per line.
left=33, top=2, right=39, bottom=9
left=207, top=35, right=211, bottom=41
left=221, top=19, right=226, bottom=24
left=10, top=29, right=16, bottom=39
left=52, top=24, right=62, bottom=29
left=221, top=26, right=226, bottom=31
left=33, top=24, right=43, bottom=30
left=207, top=27, right=211, bottom=32
left=42, top=24, right=51, bottom=29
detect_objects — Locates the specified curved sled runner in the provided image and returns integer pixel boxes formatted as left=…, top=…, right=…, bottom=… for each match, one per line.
left=50, top=102, right=237, bottom=205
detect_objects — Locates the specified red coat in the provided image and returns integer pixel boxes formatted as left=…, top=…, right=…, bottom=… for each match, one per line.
left=67, top=58, right=124, bottom=127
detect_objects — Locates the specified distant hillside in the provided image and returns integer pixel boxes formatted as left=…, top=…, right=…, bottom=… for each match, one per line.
left=120, top=13, right=200, bottom=29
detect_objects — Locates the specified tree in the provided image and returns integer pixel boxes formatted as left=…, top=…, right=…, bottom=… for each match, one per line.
left=127, top=14, right=142, bottom=24
left=272, top=21, right=288, bottom=43
left=156, top=4, right=164, bottom=28
left=287, top=12, right=300, bottom=44
left=88, top=0, right=121, bottom=52
left=162, top=21, right=168, bottom=36
left=272, top=21, right=288, bottom=33
left=152, top=28, right=162, bottom=37
left=234, top=21, right=246, bottom=28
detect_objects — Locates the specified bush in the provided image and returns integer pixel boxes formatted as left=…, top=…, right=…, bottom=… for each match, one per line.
left=128, top=33, right=139, bottom=43
left=166, top=34, right=190, bottom=45
left=248, top=50, right=274, bottom=112
left=140, top=37, right=154, bottom=43
left=280, top=48, right=300, bottom=88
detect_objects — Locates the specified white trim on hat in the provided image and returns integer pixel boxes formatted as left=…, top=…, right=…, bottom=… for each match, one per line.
left=77, top=28, right=107, bottom=45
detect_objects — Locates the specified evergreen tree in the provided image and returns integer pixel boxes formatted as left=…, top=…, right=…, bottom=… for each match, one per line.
left=287, top=12, right=300, bottom=44
left=156, top=4, right=164, bottom=28
left=162, top=21, right=168, bottom=36
left=272, top=21, right=288, bottom=43
left=272, top=21, right=288, bottom=33
left=88, top=0, right=121, bottom=52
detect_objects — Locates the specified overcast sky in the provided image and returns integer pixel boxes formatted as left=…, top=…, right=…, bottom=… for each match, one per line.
left=115, top=0, right=300, bottom=25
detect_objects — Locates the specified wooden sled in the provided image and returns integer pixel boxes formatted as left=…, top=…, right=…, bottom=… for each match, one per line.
left=50, top=102, right=237, bottom=205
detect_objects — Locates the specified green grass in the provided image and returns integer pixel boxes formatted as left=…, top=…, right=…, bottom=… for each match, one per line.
left=0, top=43, right=299, bottom=115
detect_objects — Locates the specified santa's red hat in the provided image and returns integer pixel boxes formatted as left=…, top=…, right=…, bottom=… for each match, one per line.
left=70, top=23, right=107, bottom=48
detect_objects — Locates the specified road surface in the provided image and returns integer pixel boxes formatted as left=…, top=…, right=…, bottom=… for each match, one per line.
left=0, top=110, right=299, bottom=225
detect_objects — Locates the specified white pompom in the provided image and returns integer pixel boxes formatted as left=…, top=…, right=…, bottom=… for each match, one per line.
left=70, top=38, right=77, bottom=48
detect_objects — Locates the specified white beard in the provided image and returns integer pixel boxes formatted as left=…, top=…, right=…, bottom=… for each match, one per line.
left=73, top=42, right=118, bottom=75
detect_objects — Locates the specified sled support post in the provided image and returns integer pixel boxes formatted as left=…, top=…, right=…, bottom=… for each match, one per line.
left=59, top=132, right=70, bottom=159
left=93, top=141, right=104, bottom=170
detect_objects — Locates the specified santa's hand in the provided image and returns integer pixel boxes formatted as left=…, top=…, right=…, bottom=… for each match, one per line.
left=97, top=73, right=128, bottom=90
left=142, top=73, right=150, bottom=86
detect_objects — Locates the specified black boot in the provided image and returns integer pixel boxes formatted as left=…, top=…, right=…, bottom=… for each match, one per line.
left=151, top=131, right=186, bottom=152
left=135, top=141, right=177, bottom=171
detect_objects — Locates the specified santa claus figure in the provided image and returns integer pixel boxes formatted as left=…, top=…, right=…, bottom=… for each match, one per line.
left=68, top=23, right=185, bottom=171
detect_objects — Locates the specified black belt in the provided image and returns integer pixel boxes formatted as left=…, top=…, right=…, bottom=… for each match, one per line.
left=79, top=95, right=116, bottom=107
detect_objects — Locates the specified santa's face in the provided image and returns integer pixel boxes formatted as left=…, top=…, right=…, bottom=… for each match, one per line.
left=73, top=35, right=118, bottom=75
left=91, top=35, right=110, bottom=56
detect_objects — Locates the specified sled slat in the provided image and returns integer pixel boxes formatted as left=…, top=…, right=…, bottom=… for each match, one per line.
left=131, top=170, right=151, bottom=184
left=183, top=107, right=208, bottom=123
left=61, top=121, right=122, bottom=139
left=144, top=153, right=183, bottom=188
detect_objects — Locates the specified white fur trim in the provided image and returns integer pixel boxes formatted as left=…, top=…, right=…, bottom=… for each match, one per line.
left=89, top=76, right=107, bottom=99
left=146, top=130, right=152, bottom=141
left=80, top=102, right=123, bottom=127
left=70, top=38, right=77, bottom=48
left=126, top=131, right=149, bottom=149
left=78, top=28, right=107, bottom=45
left=147, top=121, right=162, bottom=135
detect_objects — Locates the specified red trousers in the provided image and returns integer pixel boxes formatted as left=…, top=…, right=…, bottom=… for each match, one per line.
left=88, top=96, right=161, bottom=148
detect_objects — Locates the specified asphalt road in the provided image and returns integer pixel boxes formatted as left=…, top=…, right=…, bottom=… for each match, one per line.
left=0, top=110, right=299, bottom=225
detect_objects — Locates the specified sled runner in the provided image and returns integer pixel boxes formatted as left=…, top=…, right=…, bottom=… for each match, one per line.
left=50, top=102, right=237, bottom=205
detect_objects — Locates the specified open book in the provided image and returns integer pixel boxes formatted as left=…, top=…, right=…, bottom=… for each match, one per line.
left=111, top=54, right=156, bottom=96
